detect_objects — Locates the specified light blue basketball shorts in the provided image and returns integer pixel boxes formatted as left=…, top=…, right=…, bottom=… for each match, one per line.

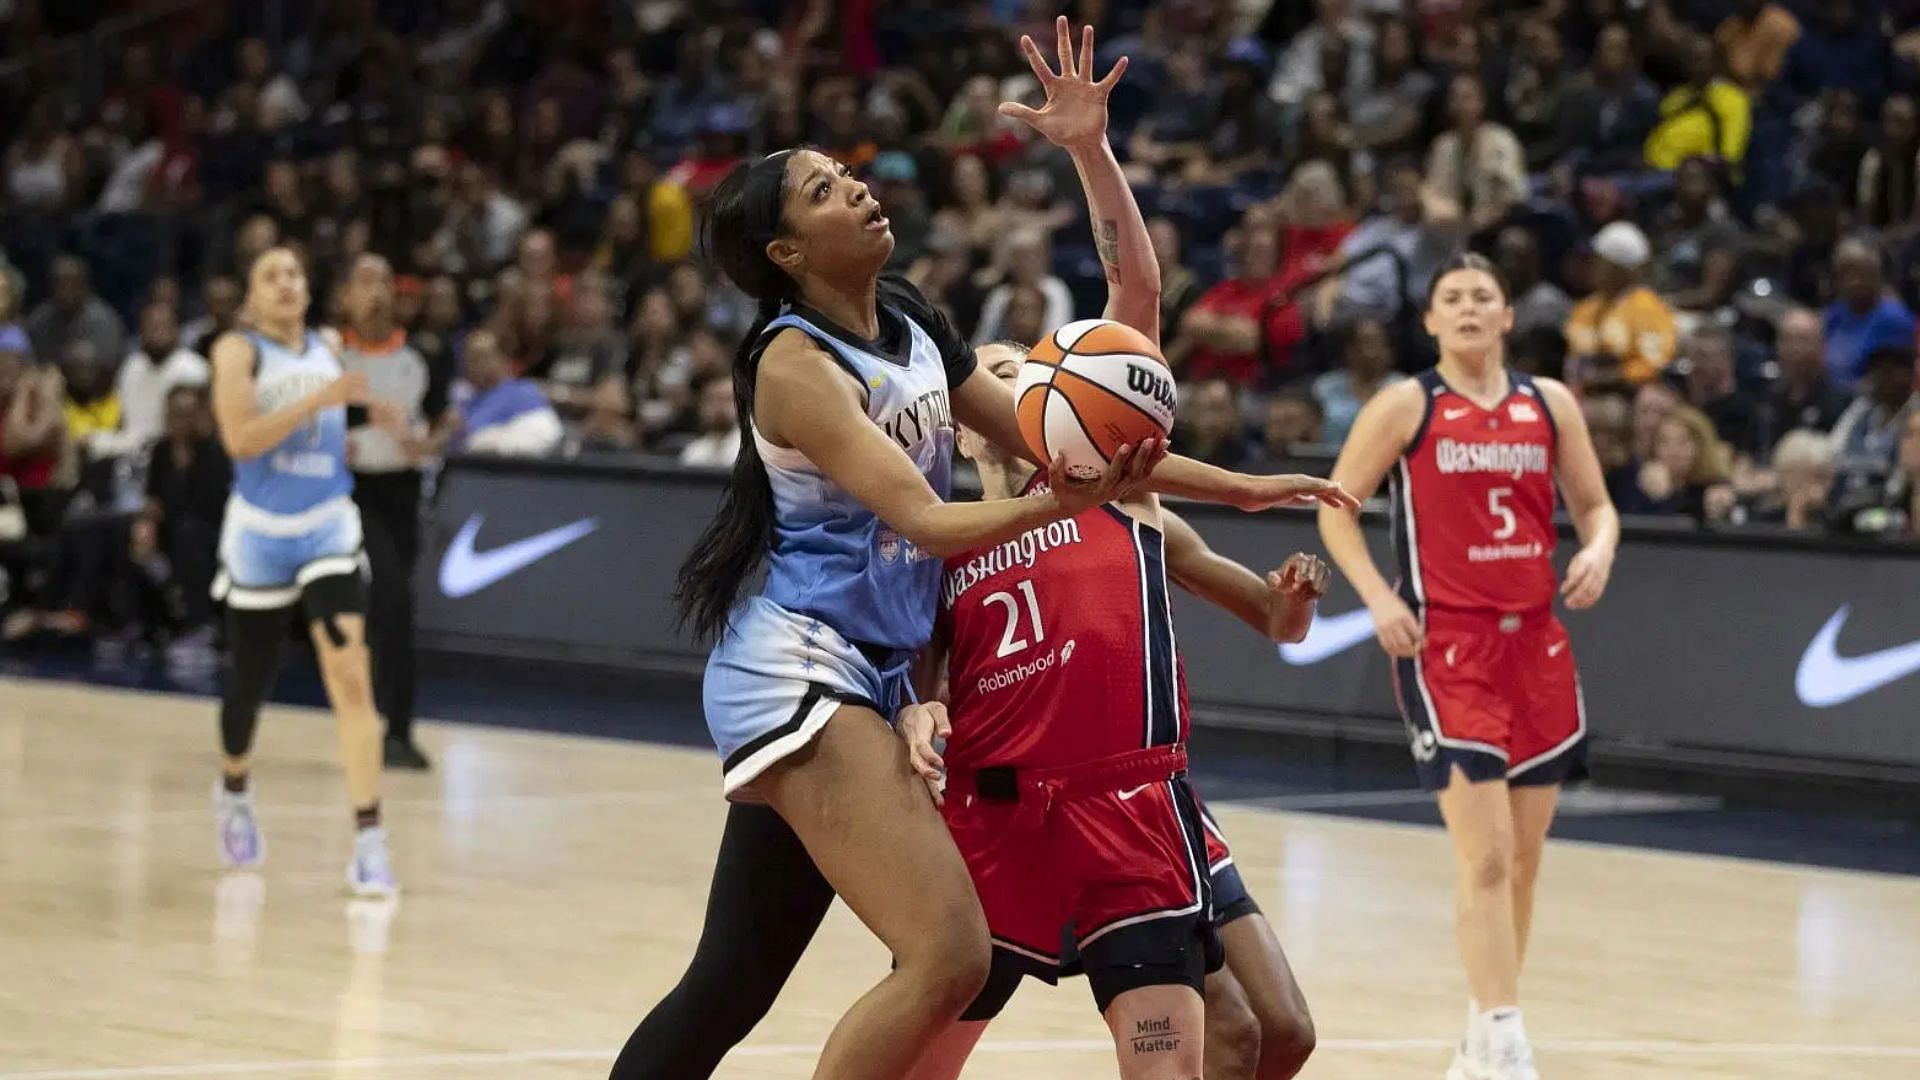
left=705, top=595, right=913, bottom=799
left=213, top=496, right=367, bottom=611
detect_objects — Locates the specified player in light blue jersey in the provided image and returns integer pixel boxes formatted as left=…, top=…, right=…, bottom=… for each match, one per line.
left=613, top=30, right=1353, bottom=1078
left=207, top=246, right=401, bottom=898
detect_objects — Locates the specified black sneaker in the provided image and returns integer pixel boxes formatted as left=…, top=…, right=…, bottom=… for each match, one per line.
left=383, top=735, right=432, bottom=771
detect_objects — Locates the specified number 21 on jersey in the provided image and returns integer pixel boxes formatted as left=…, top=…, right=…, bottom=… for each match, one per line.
left=983, top=579, right=1045, bottom=658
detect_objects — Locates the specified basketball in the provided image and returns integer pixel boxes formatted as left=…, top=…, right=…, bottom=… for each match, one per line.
left=1015, top=318, right=1177, bottom=481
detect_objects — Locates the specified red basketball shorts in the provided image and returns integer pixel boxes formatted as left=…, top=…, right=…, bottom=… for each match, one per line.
left=940, top=746, right=1214, bottom=997
left=1393, top=605, right=1587, bottom=790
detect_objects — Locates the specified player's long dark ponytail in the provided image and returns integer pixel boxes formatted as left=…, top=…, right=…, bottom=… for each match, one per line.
left=674, top=150, right=801, bottom=643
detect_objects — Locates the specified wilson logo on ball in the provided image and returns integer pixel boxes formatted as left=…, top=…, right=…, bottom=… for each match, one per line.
left=1015, top=319, right=1177, bottom=481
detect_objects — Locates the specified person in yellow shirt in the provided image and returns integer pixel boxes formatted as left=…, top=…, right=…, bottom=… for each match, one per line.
left=1646, top=34, right=1752, bottom=172
left=1716, top=0, right=1801, bottom=92
left=1565, top=221, right=1679, bottom=388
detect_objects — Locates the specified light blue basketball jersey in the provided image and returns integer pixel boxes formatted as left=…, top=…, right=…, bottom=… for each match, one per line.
left=753, top=308, right=955, bottom=653
left=232, top=329, right=352, bottom=516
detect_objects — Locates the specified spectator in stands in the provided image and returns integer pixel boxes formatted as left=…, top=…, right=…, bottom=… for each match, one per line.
left=1348, top=20, right=1433, bottom=157
left=1634, top=379, right=1684, bottom=465
left=1313, top=318, right=1407, bottom=446
left=0, top=332, right=64, bottom=557
left=933, top=153, right=1006, bottom=261
left=1170, top=225, right=1305, bottom=387
left=1566, top=22, right=1662, bottom=177
left=1634, top=406, right=1734, bottom=521
left=1781, top=0, right=1892, bottom=110
left=450, top=328, right=562, bottom=457
left=26, top=256, right=128, bottom=366
left=575, top=378, right=639, bottom=455
left=544, top=274, right=628, bottom=418
left=677, top=371, right=741, bottom=469
left=1717, top=0, right=1802, bottom=93
left=1262, top=389, right=1326, bottom=458
left=117, top=302, right=210, bottom=450
left=1739, top=428, right=1833, bottom=530
left=972, top=229, right=1074, bottom=346
left=133, top=385, right=229, bottom=656
left=1423, top=73, right=1527, bottom=236
left=871, top=152, right=932, bottom=268
left=60, top=341, right=125, bottom=467
left=1127, top=40, right=1223, bottom=181
left=5, top=96, right=84, bottom=213
left=1566, top=221, right=1678, bottom=388
left=1497, top=226, right=1574, bottom=340
left=1829, top=346, right=1917, bottom=501
left=1148, top=217, right=1205, bottom=342
left=1654, top=158, right=1745, bottom=312
left=1684, top=325, right=1769, bottom=462
left=1505, top=15, right=1581, bottom=173
left=184, top=274, right=242, bottom=357
left=1583, top=392, right=1644, bottom=511
left=1327, top=158, right=1456, bottom=324
left=1857, top=94, right=1920, bottom=229
left=1802, top=89, right=1869, bottom=198
left=1194, top=39, right=1284, bottom=187
left=1270, top=0, right=1374, bottom=109
left=1824, top=238, right=1917, bottom=389
left=1646, top=33, right=1751, bottom=174
left=1769, top=307, right=1852, bottom=444
left=1173, top=378, right=1258, bottom=468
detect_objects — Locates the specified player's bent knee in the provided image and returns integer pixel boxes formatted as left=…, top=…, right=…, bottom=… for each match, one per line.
left=1204, top=1006, right=1260, bottom=1077
left=1261, top=1004, right=1315, bottom=1077
left=899, top=908, right=991, bottom=1015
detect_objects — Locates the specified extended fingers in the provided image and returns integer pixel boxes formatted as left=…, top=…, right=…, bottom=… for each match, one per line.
left=1096, top=54, right=1129, bottom=89
left=1019, top=34, right=1055, bottom=84
left=1056, top=16, right=1075, bottom=78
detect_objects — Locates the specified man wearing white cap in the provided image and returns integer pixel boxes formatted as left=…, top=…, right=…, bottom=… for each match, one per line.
left=1565, top=220, right=1678, bottom=387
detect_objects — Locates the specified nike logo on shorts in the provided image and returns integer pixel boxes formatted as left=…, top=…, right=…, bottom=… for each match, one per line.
left=1117, top=784, right=1150, bottom=801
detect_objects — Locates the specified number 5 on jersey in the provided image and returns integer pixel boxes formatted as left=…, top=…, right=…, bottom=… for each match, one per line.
left=1488, top=487, right=1516, bottom=540
left=983, top=579, right=1045, bottom=657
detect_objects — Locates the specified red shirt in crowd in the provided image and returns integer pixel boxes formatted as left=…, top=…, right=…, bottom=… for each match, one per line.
left=1183, top=267, right=1313, bottom=386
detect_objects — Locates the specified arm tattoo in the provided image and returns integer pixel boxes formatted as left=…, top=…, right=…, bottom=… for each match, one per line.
left=1096, top=219, right=1122, bottom=284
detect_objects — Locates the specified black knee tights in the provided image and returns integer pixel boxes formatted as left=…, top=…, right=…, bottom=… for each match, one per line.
left=608, top=803, right=835, bottom=1080
left=220, top=606, right=291, bottom=759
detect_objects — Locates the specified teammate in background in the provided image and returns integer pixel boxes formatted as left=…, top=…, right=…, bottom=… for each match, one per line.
left=208, top=246, right=403, bottom=898
left=898, top=25, right=1329, bottom=1079
left=1319, top=253, right=1620, bottom=1080
left=610, top=23, right=1352, bottom=1079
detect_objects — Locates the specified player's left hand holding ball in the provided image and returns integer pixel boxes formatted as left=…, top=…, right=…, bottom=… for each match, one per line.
left=897, top=702, right=951, bottom=807
left=1561, top=543, right=1614, bottom=610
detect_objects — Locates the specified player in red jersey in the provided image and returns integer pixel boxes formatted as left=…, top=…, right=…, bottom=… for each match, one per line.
left=896, top=22, right=1353, bottom=1080
left=1319, top=252, right=1620, bottom=1080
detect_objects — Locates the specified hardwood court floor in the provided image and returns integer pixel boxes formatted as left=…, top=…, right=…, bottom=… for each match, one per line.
left=0, top=677, right=1915, bottom=1079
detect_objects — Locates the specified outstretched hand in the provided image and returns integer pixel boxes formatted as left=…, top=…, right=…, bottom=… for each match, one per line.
left=998, top=16, right=1127, bottom=152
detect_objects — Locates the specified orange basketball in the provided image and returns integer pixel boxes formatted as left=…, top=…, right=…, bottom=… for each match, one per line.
left=1015, top=319, right=1177, bottom=480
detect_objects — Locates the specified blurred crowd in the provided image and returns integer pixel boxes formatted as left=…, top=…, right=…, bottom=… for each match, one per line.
left=0, top=0, right=1917, bottom=649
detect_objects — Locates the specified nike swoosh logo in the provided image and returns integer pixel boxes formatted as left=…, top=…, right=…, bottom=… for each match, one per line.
left=1117, top=785, right=1150, bottom=801
left=438, top=514, right=600, bottom=598
left=1794, top=605, right=1920, bottom=708
left=1278, top=608, right=1377, bottom=665
left=1443, top=407, right=1472, bottom=420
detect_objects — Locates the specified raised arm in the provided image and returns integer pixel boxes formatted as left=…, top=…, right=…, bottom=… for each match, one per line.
left=210, top=331, right=367, bottom=461
left=759, top=332, right=1152, bottom=559
left=1537, top=377, right=1620, bottom=609
left=1318, top=379, right=1425, bottom=656
left=998, top=19, right=1159, bottom=337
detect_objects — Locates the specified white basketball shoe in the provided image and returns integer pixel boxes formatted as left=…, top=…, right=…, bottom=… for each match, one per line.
left=214, top=781, right=265, bottom=869
left=346, top=826, right=399, bottom=899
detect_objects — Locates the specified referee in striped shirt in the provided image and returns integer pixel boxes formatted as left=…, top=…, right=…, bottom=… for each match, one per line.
left=338, top=254, right=444, bottom=770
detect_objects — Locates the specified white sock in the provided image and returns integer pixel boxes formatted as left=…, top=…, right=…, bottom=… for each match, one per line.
left=1481, top=1006, right=1527, bottom=1049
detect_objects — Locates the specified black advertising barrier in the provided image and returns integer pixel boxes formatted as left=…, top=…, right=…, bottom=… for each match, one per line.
left=417, top=456, right=1920, bottom=772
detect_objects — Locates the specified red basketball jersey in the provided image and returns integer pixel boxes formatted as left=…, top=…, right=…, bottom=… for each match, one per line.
left=1390, top=370, right=1560, bottom=612
left=938, top=480, right=1184, bottom=770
